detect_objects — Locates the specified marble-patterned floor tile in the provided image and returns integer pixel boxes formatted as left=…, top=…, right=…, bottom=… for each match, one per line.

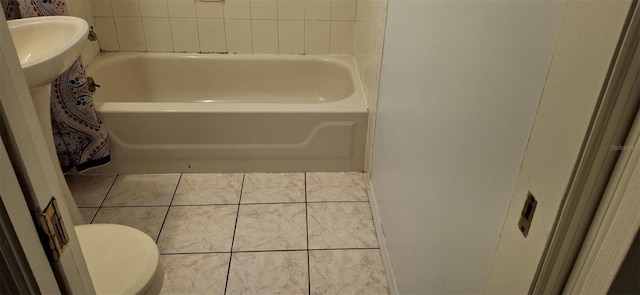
left=79, top=208, right=98, bottom=223
left=227, top=251, right=308, bottom=295
left=241, top=173, right=305, bottom=203
left=308, top=202, right=378, bottom=249
left=309, top=249, right=389, bottom=295
left=92, top=207, right=168, bottom=240
left=233, top=204, right=306, bottom=251
left=172, top=173, right=243, bottom=205
left=157, top=205, right=237, bottom=253
left=306, top=172, right=368, bottom=202
left=160, top=253, right=230, bottom=295
left=102, top=174, right=180, bottom=206
left=66, top=174, right=116, bottom=207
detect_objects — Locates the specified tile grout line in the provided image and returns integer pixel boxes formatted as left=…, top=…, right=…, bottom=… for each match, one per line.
left=224, top=174, right=245, bottom=295
left=158, top=246, right=381, bottom=256
left=97, top=204, right=187, bottom=208
left=305, top=172, right=311, bottom=295
left=155, top=174, right=183, bottom=244
left=92, top=200, right=370, bottom=209
left=91, top=175, right=119, bottom=223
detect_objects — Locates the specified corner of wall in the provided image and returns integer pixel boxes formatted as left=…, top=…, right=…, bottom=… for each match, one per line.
left=367, top=179, right=399, bottom=295
left=354, top=0, right=388, bottom=172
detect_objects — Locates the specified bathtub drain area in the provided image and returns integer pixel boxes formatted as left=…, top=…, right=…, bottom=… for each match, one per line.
left=67, top=172, right=389, bottom=294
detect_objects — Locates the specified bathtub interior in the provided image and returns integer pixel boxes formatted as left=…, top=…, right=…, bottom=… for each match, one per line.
left=88, top=53, right=356, bottom=104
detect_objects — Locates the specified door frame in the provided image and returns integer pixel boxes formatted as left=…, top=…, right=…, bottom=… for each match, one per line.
left=484, top=0, right=637, bottom=292
left=531, top=1, right=640, bottom=292
left=0, top=136, right=60, bottom=294
left=565, top=94, right=640, bottom=293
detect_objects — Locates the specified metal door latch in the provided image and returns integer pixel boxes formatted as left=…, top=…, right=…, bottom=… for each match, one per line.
left=38, top=198, right=69, bottom=261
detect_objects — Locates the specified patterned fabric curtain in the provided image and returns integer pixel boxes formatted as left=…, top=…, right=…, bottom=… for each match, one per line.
left=2, top=0, right=110, bottom=173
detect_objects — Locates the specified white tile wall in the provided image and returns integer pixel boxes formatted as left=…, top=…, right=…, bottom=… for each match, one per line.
left=278, top=20, right=304, bottom=54
left=331, top=0, right=355, bottom=20
left=115, top=17, right=147, bottom=51
left=170, top=18, right=200, bottom=52
left=225, top=19, right=253, bottom=53
left=91, top=0, right=113, bottom=16
left=112, top=0, right=141, bottom=16
left=330, top=21, right=353, bottom=54
left=143, top=17, right=174, bottom=51
left=140, top=0, right=169, bottom=16
left=305, top=0, right=330, bottom=20
left=168, top=0, right=196, bottom=17
left=68, top=0, right=88, bottom=19
left=198, top=18, right=227, bottom=52
left=196, top=1, right=223, bottom=18
left=91, top=0, right=357, bottom=54
left=252, top=20, right=278, bottom=53
left=223, top=0, right=251, bottom=19
left=305, top=21, right=330, bottom=54
left=278, top=0, right=303, bottom=20
left=94, top=17, right=120, bottom=51
left=250, top=0, right=277, bottom=19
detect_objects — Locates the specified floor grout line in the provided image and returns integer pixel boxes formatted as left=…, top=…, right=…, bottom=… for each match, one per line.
left=305, top=172, right=312, bottom=294
left=236, top=201, right=307, bottom=205
left=91, top=175, right=119, bottom=223
left=90, top=200, right=369, bottom=209
left=155, top=174, right=183, bottom=244
left=230, top=249, right=310, bottom=253
left=158, top=247, right=382, bottom=255
left=160, top=251, right=232, bottom=255
left=308, top=247, right=382, bottom=251
left=224, top=173, right=245, bottom=295
left=307, top=200, right=370, bottom=203
left=235, top=247, right=381, bottom=252
left=97, top=204, right=173, bottom=208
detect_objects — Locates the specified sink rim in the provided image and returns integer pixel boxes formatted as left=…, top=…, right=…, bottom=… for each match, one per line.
left=7, top=15, right=89, bottom=88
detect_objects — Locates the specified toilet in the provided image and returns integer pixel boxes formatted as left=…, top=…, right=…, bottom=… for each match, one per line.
left=75, top=224, right=164, bottom=294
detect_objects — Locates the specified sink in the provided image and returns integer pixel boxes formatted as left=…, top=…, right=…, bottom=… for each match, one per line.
left=7, top=16, right=89, bottom=88
left=6, top=15, right=89, bottom=194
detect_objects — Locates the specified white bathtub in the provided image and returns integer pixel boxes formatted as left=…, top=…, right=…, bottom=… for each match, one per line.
left=86, top=52, right=368, bottom=173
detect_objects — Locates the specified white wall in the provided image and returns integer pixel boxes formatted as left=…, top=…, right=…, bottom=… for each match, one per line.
left=369, top=0, right=566, bottom=293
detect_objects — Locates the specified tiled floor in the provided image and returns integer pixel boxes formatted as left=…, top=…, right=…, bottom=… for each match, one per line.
left=67, top=172, right=389, bottom=295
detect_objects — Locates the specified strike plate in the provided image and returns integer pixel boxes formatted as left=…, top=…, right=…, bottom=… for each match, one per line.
left=518, top=192, right=537, bottom=237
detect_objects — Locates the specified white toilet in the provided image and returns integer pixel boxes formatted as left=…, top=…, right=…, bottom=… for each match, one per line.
left=75, top=224, right=164, bottom=294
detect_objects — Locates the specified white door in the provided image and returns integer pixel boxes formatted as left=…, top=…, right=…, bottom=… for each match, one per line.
left=0, top=13, right=95, bottom=294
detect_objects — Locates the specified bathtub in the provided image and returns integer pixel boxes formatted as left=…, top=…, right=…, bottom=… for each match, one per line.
left=86, top=52, right=368, bottom=173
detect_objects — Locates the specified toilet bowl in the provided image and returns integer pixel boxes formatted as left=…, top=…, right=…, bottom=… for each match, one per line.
left=75, top=224, right=164, bottom=294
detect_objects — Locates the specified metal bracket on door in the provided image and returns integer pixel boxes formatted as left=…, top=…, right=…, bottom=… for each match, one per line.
left=38, top=198, right=69, bottom=262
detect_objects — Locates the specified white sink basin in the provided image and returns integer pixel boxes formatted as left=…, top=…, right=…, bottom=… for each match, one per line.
left=7, top=16, right=89, bottom=88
